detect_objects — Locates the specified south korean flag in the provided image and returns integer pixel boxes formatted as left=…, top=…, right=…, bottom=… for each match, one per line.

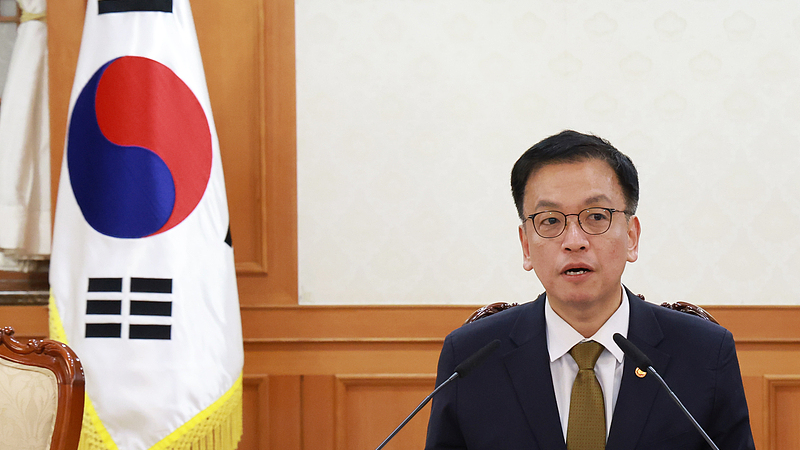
left=50, top=1, right=243, bottom=449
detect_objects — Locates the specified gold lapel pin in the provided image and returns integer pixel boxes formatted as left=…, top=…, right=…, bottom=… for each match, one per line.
left=635, top=367, right=647, bottom=378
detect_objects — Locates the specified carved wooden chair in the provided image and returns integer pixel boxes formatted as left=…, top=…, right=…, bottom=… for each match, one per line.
left=0, top=327, right=85, bottom=450
left=464, top=294, right=719, bottom=325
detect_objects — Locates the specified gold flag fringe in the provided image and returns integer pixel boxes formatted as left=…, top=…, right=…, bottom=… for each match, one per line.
left=50, top=294, right=243, bottom=450
left=150, top=375, right=243, bottom=450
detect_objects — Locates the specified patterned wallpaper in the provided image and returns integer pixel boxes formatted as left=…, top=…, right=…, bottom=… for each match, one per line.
left=296, top=0, right=800, bottom=305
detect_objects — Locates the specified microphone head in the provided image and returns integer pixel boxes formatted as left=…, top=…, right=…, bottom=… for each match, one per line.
left=454, top=339, right=500, bottom=378
left=613, top=333, right=654, bottom=372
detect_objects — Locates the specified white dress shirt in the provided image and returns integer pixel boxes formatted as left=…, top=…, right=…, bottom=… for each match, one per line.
left=545, top=288, right=629, bottom=442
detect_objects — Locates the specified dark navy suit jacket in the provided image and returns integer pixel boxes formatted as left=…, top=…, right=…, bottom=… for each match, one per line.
left=424, top=289, right=755, bottom=450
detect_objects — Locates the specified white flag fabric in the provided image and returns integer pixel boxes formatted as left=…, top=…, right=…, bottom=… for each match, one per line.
left=0, top=0, right=50, bottom=270
left=49, top=1, right=243, bottom=449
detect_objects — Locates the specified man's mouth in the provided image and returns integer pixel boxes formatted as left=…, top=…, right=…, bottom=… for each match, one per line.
left=564, top=268, right=590, bottom=275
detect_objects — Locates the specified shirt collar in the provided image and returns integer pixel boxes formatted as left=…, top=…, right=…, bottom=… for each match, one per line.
left=545, top=287, right=629, bottom=363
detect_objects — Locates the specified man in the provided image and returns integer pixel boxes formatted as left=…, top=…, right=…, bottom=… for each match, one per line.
left=424, top=130, right=755, bottom=449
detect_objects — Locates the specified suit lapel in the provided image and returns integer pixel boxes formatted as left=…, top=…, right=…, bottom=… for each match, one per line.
left=606, top=291, right=670, bottom=450
left=504, top=296, right=568, bottom=450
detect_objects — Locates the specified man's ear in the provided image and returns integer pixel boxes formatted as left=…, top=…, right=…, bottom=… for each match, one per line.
left=519, top=224, right=534, bottom=271
left=626, top=215, right=641, bottom=263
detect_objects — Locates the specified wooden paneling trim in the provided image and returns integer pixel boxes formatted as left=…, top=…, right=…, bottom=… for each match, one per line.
left=763, top=375, right=800, bottom=450
left=47, top=0, right=84, bottom=220
left=241, top=305, right=476, bottom=340
left=244, top=342, right=442, bottom=376
left=6, top=303, right=799, bottom=343
left=241, top=304, right=800, bottom=341
left=0, top=272, right=49, bottom=306
left=707, top=306, right=800, bottom=343
left=231, top=0, right=269, bottom=276
left=192, top=0, right=270, bottom=276
left=242, top=339, right=443, bottom=376
left=246, top=338, right=442, bottom=344
left=236, top=0, right=298, bottom=305
left=229, top=1, right=273, bottom=275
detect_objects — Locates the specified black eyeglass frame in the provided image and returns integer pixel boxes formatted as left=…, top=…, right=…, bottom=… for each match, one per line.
left=526, top=207, right=633, bottom=239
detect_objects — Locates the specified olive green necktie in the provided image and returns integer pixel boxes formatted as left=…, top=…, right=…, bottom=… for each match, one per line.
left=566, top=341, right=606, bottom=450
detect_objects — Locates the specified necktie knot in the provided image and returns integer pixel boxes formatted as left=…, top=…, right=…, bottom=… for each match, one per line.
left=570, top=341, right=604, bottom=370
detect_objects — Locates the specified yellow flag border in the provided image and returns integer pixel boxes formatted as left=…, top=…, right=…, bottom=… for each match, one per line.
left=50, top=294, right=243, bottom=450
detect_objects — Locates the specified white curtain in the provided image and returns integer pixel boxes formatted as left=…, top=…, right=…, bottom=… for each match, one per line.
left=0, top=0, right=49, bottom=272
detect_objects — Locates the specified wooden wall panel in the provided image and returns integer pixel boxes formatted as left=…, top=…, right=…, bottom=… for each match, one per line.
left=3, top=305, right=800, bottom=449
left=335, top=375, right=435, bottom=450
left=193, top=0, right=269, bottom=275
left=46, top=0, right=82, bottom=210
left=738, top=346, right=800, bottom=449
left=235, top=305, right=800, bottom=450
left=763, top=375, right=800, bottom=450
left=742, top=375, right=765, bottom=447
left=0, top=305, right=48, bottom=338
left=268, top=376, right=303, bottom=449
left=242, top=376, right=270, bottom=450
left=303, top=376, right=336, bottom=450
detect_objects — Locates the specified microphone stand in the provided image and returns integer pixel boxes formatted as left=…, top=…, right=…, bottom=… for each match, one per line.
left=645, top=367, right=720, bottom=450
left=374, top=339, right=499, bottom=450
left=613, top=333, right=720, bottom=450
left=374, top=372, right=458, bottom=450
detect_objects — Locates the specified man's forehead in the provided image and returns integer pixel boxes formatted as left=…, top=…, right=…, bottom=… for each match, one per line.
left=522, top=159, right=624, bottom=211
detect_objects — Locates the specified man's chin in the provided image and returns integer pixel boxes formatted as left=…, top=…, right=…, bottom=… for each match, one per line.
left=547, top=284, right=622, bottom=311
left=547, top=285, right=609, bottom=308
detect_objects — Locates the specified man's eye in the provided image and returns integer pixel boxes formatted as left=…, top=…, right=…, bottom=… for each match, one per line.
left=540, top=216, right=561, bottom=227
left=587, top=213, right=609, bottom=222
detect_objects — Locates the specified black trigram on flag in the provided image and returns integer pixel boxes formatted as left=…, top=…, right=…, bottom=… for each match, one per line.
left=98, top=0, right=173, bottom=14
left=85, top=277, right=173, bottom=340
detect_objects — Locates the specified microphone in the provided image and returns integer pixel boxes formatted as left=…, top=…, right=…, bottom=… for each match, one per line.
left=374, top=339, right=500, bottom=450
left=612, top=332, right=653, bottom=371
left=612, top=333, right=720, bottom=450
left=454, top=338, right=501, bottom=377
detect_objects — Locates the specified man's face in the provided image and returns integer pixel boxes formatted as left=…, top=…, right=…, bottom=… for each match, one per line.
left=518, top=158, right=640, bottom=311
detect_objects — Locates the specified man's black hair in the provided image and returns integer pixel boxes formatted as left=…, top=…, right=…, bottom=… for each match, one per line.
left=510, top=130, right=639, bottom=221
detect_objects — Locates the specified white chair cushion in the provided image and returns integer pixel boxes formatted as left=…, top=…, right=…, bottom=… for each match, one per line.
left=0, top=357, right=58, bottom=450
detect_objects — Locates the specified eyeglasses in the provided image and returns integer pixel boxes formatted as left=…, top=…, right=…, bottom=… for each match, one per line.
left=526, top=207, right=632, bottom=238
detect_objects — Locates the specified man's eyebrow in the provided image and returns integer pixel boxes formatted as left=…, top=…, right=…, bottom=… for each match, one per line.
left=532, top=195, right=615, bottom=212
left=584, top=195, right=613, bottom=205
left=533, top=200, right=559, bottom=210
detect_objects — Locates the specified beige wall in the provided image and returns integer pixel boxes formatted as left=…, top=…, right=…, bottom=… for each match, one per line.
left=296, top=1, right=800, bottom=306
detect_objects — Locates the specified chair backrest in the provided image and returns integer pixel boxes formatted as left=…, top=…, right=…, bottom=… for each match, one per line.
left=464, top=302, right=520, bottom=324
left=464, top=294, right=719, bottom=325
left=657, top=301, right=719, bottom=325
left=0, top=327, right=85, bottom=450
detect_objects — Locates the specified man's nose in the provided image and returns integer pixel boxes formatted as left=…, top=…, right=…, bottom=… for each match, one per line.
left=562, top=216, right=589, bottom=251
